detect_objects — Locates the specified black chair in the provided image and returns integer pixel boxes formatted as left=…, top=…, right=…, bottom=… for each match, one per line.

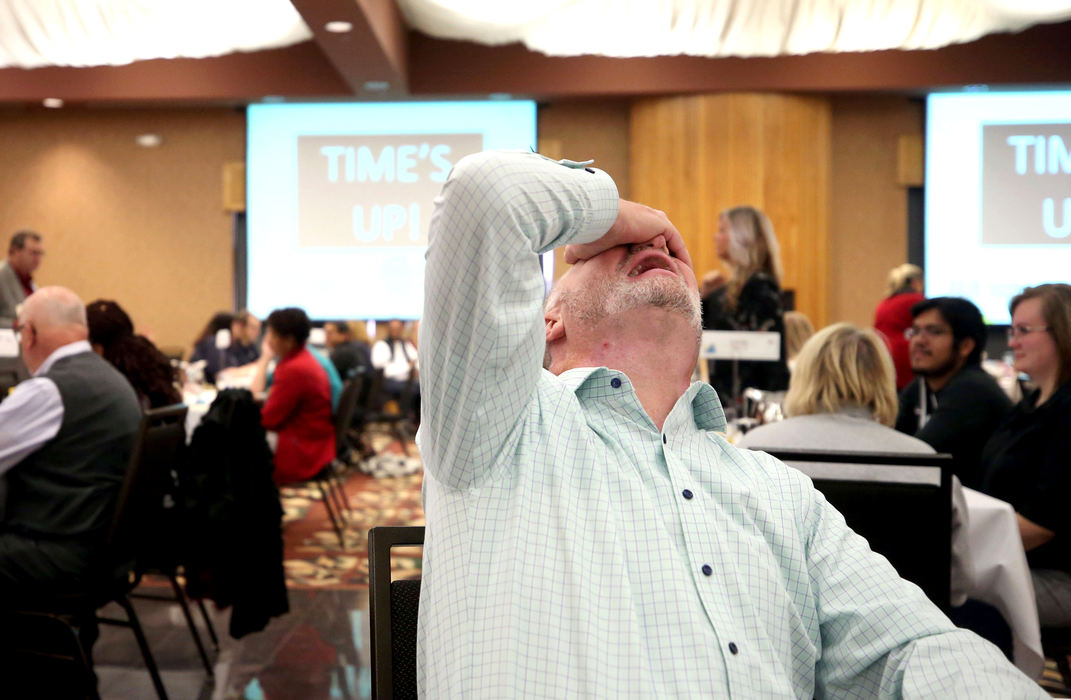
left=125, top=404, right=219, bottom=678
left=363, top=369, right=417, bottom=452
left=4, top=404, right=191, bottom=699
left=767, top=450, right=953, bottom=612
left=303, top=377, right=367, bottom=549
left=368, top=525, right=424, bottom=700
left=1042, top=627, right=1071, bottom=693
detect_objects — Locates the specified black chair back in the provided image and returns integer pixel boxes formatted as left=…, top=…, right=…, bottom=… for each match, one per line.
left=768, top=450, right=953, bottom=611
left=108, top=404, right=189, bottom=577
left=334, top=375, right=364, bottom=456
left=368, top=525, right=425, bottom=700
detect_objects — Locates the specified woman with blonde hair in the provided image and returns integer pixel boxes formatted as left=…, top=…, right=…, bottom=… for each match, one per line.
left=783, top=310, right=814, bottom=372
left=740, top=322, right=980, bottom=646
left=738, top=322, right=932, bottom=450
left=701, top=206, right=790, bottom=404
left=874, top=263, right=925, bottom=390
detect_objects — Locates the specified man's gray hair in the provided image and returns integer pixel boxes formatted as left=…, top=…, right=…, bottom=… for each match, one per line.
left=23, top=286, right=87, bottom=329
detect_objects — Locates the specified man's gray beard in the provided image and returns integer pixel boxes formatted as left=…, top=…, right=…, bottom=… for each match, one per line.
left=561, top=274, right=702, bottom=342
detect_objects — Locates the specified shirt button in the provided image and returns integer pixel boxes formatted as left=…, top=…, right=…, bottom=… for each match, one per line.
left=662, top=434, right=667, bottom=444
left=682, top=489, right=693, bottom=500
left=610, top=377, right=622, bottom=388
left=701, top=564, right=712, bottom=576
left=728, top=642, right=739, bottom=655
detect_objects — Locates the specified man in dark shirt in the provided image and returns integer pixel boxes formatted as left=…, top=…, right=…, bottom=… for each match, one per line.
left=324, top=321, right=371, bottom=380
left=226, top=310, right=262, bottom=367
left=895, top=297, right=1012, bottom=489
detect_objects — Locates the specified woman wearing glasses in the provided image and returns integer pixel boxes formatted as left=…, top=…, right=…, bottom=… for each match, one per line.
left=980, top=283, right=1071, bottom=626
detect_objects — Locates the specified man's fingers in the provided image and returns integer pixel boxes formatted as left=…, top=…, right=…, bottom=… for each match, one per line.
left=563, top=199, right=694, bottom=269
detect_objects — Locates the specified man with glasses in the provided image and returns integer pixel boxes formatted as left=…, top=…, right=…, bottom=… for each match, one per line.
left=895, top=296, right=1012, bottom=489
left=0, top=231, right=45, bottom=322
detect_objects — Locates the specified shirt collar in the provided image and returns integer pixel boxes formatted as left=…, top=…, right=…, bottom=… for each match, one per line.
left=556, top=366, right=727, bottom=433
left=34, top=339, right=93, bottom=376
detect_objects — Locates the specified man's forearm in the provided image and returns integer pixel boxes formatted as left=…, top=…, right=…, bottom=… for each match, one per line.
left=419, top=151, right=619, bottom=489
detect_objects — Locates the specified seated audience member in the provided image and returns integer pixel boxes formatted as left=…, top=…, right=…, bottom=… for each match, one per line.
left=895, top=297, right=1012, bottom=489
left=738, top=322, right=972, bottom=608
left=981, top=283, right=1071, bottom=627
left=324, top=320, right=372, bottom=380
left=782, top=310, right=814, bottom=373
left=416, top=150, right=1041, bottom=696
left=0, top=287, right=142, bottom=598
left=189, top=311, right=235, bottom=384
left=226, top=310, right=262, bottom=367
left=700, top=206, right=790, bottom=404
left=740, top=323, right=935, bottom=454
left=874, top=263, right=926, bottom=390
left=371, top=318, right=419, bottom=418
left=86, top=299, right=181, bottom=409
left=253, top=308, right=335, bottom=485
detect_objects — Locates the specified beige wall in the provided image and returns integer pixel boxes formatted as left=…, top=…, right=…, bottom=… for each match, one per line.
left=630, top=93, right=832, bottom=328
left=0, top=108, right=244, bottom=352
left=829, top=95, right=924, bottom=326
left=539, top=101, right=631, bottom=279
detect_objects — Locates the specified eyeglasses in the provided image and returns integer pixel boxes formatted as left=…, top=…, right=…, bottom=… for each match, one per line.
left=1007, top=324, right=1051, bottom=340
left=904, top=325, right=951, bottom=340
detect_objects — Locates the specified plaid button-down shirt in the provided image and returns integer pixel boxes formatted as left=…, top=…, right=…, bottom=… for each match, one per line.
left=416, top=150, right=1042, bottom=698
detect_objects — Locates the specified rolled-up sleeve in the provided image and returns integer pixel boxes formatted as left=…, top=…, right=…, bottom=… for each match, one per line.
left=418, top=151, right=619, bottom=491
left=0, top=377, right=64, bottom=475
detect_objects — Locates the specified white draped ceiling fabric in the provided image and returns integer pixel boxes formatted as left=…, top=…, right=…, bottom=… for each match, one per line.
left=0, top=0, right=311, bottom=69
left=396, top=0, right=1071, bottom=58
left=1, top=0, right=1071, bottom=70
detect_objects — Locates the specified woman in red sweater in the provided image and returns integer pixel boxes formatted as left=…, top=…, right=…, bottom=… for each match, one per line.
left=874, top=263, right=925, bottom=390
left=254, top=307, right=336, bottom=484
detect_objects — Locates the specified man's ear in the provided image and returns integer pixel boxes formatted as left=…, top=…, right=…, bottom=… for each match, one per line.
left=956, top=336, right=976, bottom=361
left=545, top=307, right=565, bottom=344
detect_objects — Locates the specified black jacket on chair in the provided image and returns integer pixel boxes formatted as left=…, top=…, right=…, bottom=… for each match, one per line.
left=182, top=389, right=289, bottom=638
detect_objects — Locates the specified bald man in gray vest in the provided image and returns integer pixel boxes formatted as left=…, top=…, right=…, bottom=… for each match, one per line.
left=0, top=286, right=141, bottom=599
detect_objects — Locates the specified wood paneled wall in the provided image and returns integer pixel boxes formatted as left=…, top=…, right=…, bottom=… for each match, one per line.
left=630, top=94, right=831, bottom=328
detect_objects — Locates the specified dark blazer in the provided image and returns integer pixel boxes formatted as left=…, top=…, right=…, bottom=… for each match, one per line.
left=701, top=272, right=790, bottom=405
left=0, top=260, right=27, bottom=321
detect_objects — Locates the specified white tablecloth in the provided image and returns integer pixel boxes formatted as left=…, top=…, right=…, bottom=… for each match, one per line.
left=182, top=388, right=216, bottom=442
left=963, top=487, right=1044, bottom=679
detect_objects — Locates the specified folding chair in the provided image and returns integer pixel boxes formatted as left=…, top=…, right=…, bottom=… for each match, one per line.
left=368, top=526, right=425, bottom=699
left=768, top=449, right=953, bottom=611
left=4, top=404, right=191, bottom=699
left=363, top=369, right=417, bottom=452
left=1042, top=627, right=1071, bottom=693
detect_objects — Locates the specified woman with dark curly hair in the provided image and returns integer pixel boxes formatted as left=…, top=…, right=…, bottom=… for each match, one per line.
left=86, top=299, right=181, bottom=410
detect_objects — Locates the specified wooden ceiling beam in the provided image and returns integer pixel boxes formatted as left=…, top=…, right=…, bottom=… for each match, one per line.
left=290, top=0, right=408, bottom=97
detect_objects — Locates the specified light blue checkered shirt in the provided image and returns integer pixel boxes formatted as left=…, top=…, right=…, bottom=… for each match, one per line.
left=416, top=151, right=1043, bottom=698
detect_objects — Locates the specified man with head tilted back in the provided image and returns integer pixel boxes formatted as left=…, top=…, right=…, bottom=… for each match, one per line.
left=417, top=151, right=1043, bottom=697
left=0, top=287, right=141, bottom=600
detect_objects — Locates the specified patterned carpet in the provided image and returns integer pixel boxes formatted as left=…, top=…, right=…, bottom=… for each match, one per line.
left=279, top=440, right=424, bottom=590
